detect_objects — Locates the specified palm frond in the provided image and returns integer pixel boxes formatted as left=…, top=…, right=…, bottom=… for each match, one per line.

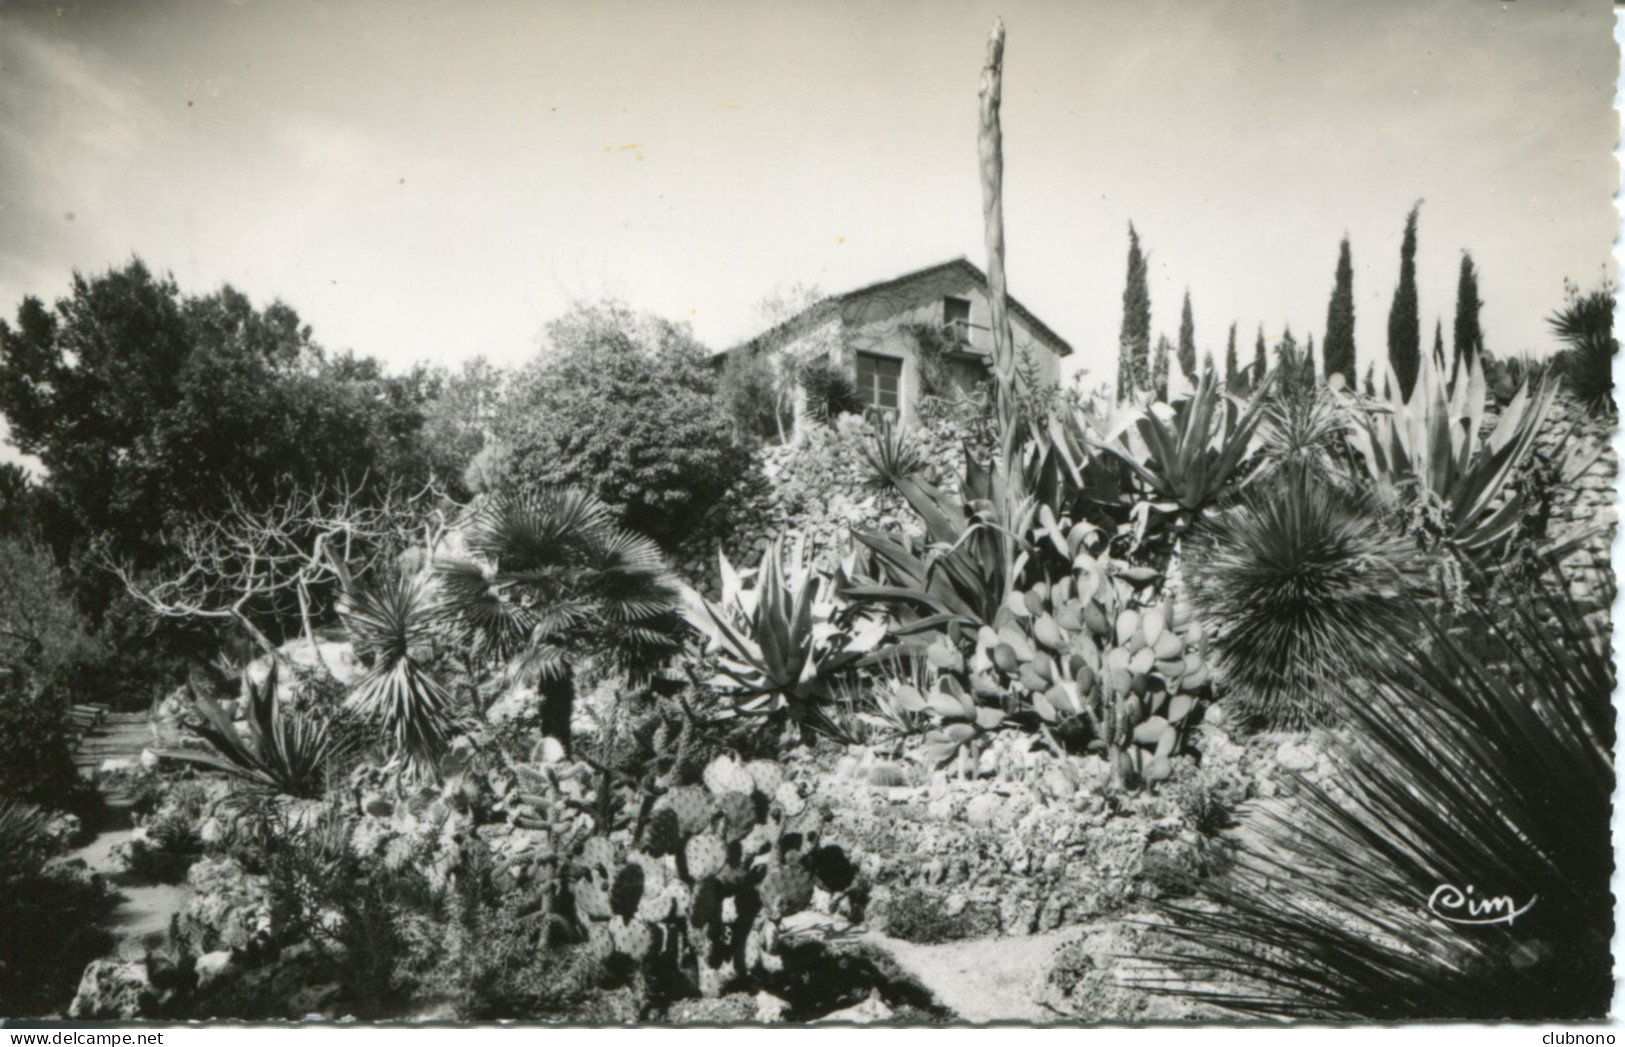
left=1141, top=581, right=1614, bottom=1019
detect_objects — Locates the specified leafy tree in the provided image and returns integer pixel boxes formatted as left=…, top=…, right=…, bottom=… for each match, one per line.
left=0, top=463, right=38, bottom=539
left=1453, top=253, right=1484, bottom=376
left=419, top=356, right=508, bottom=498
left=1117, top=224, right=1152, bottom=398
left=1224, top=323, right=1239, bottom=384
left=1177, top=290, right=1197, bottom=381
left=1323, top=236, right=1356, bottom=382
left=717, top=348, right=784, bottom=444
left=0, top=261, right=446, bottom=598
left=1387, top=203, right=1423, bottom=401
left=493, top=300, right=750, bottom=547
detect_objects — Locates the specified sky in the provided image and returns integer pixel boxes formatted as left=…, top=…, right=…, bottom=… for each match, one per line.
left=0, top=0, right=1617, bottom=468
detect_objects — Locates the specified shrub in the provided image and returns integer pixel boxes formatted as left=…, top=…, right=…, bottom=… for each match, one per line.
left=1184, top=462, right=1424, bottom=728
left=493, top=300, right=751, bottom=546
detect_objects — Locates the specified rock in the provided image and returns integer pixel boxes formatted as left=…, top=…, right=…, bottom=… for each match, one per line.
left=99, top=757, right=139, bottom=774
left=667, top=993, right=759, bottom=1023
left=754, top=991, right=791, bottom=1022
left=964, top=793, right=1004, bottom=828
left=68, top=960, right=155, bottom=1020
left=194, top=950, right=235, bottom=991
left=821, top=990, right=894, bottom=1023
left=1274, top=740, right=1318, bottom=772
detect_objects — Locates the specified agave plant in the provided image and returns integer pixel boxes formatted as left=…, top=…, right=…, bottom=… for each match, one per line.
left=683, top=535, right=885, bottom=722
left=157, top=663, right=342, bottom=798
left=1183, top=461, right=1426, bottom=729
left=333, top=568, right=459, bottom=776
left=1094, top=366, right=1276, bottom=516
left=1141, top=582, right=1614, bottom=1019
left=433, top=486, right=686, bottom=752
left=1547, top=283, right=1616, bottom=417
left=1346, top=350, right=1602, bottom=566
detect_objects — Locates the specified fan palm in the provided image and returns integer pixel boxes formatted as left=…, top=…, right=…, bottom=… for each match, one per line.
left=1141, top=582, right=1614, bottom=1019
left=1547, top=284, right=1616, bottom=417
left=433, top=486, right=685, bottom=753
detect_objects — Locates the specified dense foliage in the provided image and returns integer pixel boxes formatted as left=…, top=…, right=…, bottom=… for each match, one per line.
left=492, top=301, right=750, bottom=547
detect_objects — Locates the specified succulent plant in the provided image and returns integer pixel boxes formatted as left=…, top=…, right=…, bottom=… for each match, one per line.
left=563, top=753, right=857, bottom=997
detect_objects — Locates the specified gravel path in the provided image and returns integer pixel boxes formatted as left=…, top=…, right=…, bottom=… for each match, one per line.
left=858, top=928, right=1080, bottom=1023
left=66, top=713, right=189, bottom=955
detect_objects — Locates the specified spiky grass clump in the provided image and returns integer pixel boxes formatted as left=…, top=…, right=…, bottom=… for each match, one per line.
left=1184, top=463, right=1422, bottom=728
left=799, top=359, right=865, bottom=424
left=1548, top=285, right=1616, bottom=417
left=1141, top=583, right=1614, bottom=1020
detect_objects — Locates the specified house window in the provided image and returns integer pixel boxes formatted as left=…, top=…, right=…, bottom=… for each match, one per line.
left=943, top=296, right=972, bottom=342
left=855, top=352, right=902, bottom=412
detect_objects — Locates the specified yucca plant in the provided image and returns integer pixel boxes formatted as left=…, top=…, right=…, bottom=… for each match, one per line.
left=799, top=358, right=865, bottom=424
left=1141, top=582, right=1614, bottom=1019
left=683, top=534, right=885, bottom=724
left=334, top=568, right=459, bottom=776
left=434, top=486, right=686, bottom=753
left=1547, top=283, right=1616, bottom=418
left=1183, top=462, right=1425, bottom=728
left=859, top=415, right=931, bottom=495
left=157, top=663, right=342, bottom=798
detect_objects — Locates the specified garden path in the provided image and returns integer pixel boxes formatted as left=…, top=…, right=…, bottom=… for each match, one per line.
left=68, top=712, right=188, bottom=955
left=858, top=927, right=1079, bottom=1023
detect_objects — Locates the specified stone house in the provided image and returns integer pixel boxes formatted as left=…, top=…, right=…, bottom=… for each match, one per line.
left=719, top=258, right=1073, bottom=428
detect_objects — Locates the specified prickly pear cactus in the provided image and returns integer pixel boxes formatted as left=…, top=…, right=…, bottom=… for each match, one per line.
left=565, top=754, right=859, bottom=998
left=896, top=529, right=1215, bottom=792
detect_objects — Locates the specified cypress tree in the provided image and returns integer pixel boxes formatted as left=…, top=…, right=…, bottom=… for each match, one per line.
left=1306, top=333, right=1318, bottom=384
left=1433, top=319, right=1446, bottom=371
left=1253, top=325, right=1267, bottom=385
left=1153, top=334, right=1172, bottom=401
left=1363, top=362, right=1376, bottom=397
left=1453, top=252, right=1484, bottom=375
left=1203, top=350, right=1216, bottom=377
left=1177, top=290, right=1198, bottom=381
left=1387, top=202, right=1423, bottom=401
left=1117, top=224, right=1152, bottom=398
left=1224, top=322, right=1239, bottom=383
left=1323, top=236, right=1356, bottom=382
